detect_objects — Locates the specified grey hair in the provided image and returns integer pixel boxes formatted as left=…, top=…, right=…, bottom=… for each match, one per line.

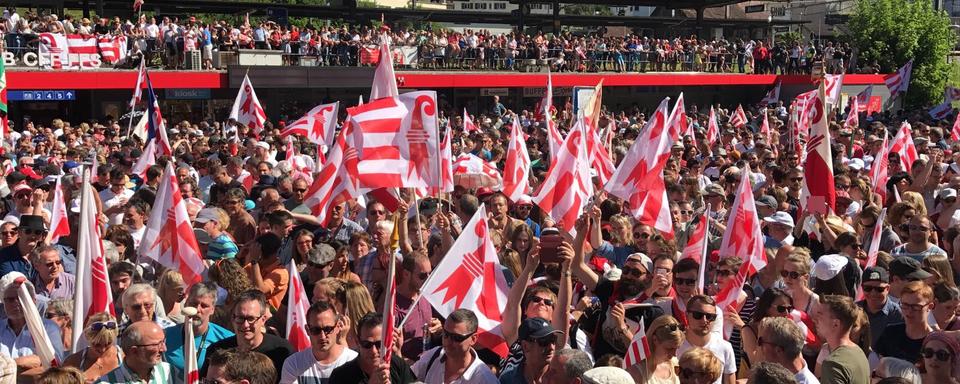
left=120, top=324, right=145, bottom=350
left=747, top=361, right=798, bottom=384
left=876, top=357, right=922, bottom=383
left=759, top=317, right=805, bottom=359
left=122, top=283, right=156, bottom=306
left=46, top=299, right=73, bottom=318
left=555, top=348, right=593, bottom=379
left=28, top=245, right=60, bottom=266
left=187, top=282, right=219, bottom=302
left=447, top=309, right=478, bottom=334
left=102, top=241, right=121, bottom=264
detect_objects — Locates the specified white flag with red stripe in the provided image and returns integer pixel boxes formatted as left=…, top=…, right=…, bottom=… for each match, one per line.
left=585, top=123, right=616, bottom=186
left=824, top=74, right=844, bottom=106
left=729, top=104, right=747, bottom=128
left=885, top=60, right=914, bottom=96
left=286, top=260, right=312, bottom=352
left=622, top=317, right=650, bottom=369
left=846, top=97, right=860, bottom=130
left=130, top=59, right=145, bottom=109
left=534, top=119, right=594, bottom=234
left=430, top=121, right=455, bottom=196
left=370, top=42, right=399, bottom=101
left=349, top=96, right=410, bottom=188
left=800, top=81, right=836, bottom=215
left=890, top=122, right=918, bottom=172
left=71, top=168, right=115, bottom=353
left=604, top=97, right=677, bottom=238
left=420, top=205, right=510, bottom=357
left=463, top=108, right=479, bottom=133
left=759, top=109, right=772, bottom=144
left=706, top=106, right=720, bottom=145
left=866, top=208, right=887, bottom=270
left=47, top=175, right=70, bottom=244
left=760, top=81, right=781, bottom=105
left=230, top=74, right=267, bottom=132
left=453, top=154, right=503, bottom=189
left=503, top=118, right=530, bottom=202
left=304, top=124, right=360, bottom=226
left=952, top=114, right=960, bottom=142
left=184, top=315, right=199, bottom=384
left=716, top=165, right=766, bottom=309
left=139, top=163, right=206, bottom=285
left=281, top=102, right=339, bottom=147
left=680, top=210, right=709, bottom=263
left=397, top=91, right=442, bottom=190
left=98, top=35, right=128, bottom=64
left=131, top=73, right=170, bottom=179
left=870, top=133, right=891, bottom=203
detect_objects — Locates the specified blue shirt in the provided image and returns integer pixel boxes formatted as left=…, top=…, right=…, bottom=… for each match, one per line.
left=857, top=297, right=903, bottom=348
left=0, top=317, right=65, bottom=362
left=163, top=321, right=234, bottom=375
left=0, top=244, right=32, bottom=278
left=594, top=241, right=637, bottom=267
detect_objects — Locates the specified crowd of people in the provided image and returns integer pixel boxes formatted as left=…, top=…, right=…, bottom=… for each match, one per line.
left=0, top=82, right=957, bottom=384
left=0, top=7, right=871, bottom=75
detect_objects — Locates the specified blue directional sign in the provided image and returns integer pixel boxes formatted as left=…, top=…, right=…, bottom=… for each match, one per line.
left=8, top=90, right=76, bottom=101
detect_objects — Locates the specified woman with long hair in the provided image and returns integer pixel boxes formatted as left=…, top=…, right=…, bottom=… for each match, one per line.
left=781, top=250, right=819, bottom=315
left=62, top=312, right=122, bottom=383
left=628, top=315, right=683, bottom=384
left=342, top=281, right=375, bottom=350
left=739, top=287, right=795, bottom=366
left=923, top=254, right=956, bottom=288
left=208, top=258, right=255, bottom=328
left=290, top=229, right=314, bottom=269
left=156, top=269, right=186, bottom=324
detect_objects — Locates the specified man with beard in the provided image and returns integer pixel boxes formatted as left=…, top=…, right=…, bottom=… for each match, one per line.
left=280, top=301, right=356, bottom=384
left=651, top=258, right=722, bottom=333
left=677, top=295, right=736, bottom=384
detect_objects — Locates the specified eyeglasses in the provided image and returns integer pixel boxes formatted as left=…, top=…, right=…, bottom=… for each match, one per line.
left=655, top=324, right=680, bottom=334
left=135, top=340, right=166, bottom=349
left=529, top=296, right=555, bottom=307
left=688, top=310, right=718, bottom=322
left=679, top=210, right=694, bottom=215
left=909, top=224, right=930, bottom=232
left=716, top=269, right=734, bottom=277
left=20, top=228, right=46, bottom=236
left=128, top=302, right=154, bottom=311
left=443, top=330, right=476, bottom=342
left=776, top=305, right=795, bottom=314
left=90, top=321, right=118, bottom=332
left=673, top=277, right=697, bottom=287
left=45, top=312, right=66, bottom=319
left=923, top=348, right=953, bottom=362
left=308, top=325, right=336, bottom=336
left=902, top=302, right=929, bottom=312
left=780, top=270, right=803, bottom=280
left=358, top=339, right=382, bottom=350
left=45, top=260, right=62, bottom=269
left=294, top=188, right=307, bottom=193
left=862, top=285, right=888, bottom=293
left=621, top=267, right=646, bottom=278
left=232, top=314, right=264, bottom=324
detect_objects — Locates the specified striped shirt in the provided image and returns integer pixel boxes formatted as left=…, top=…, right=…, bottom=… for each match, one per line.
left=98, top=361, right=172, bottom=384
left=206, top=234, right=239, bottom=260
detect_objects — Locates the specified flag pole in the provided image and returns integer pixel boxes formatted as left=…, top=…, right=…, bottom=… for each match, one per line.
left=697, top=204, right=712, bottom=294
left=70, top=167, right=92, bottom=353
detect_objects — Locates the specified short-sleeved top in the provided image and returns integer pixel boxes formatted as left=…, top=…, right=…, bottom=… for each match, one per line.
left=245, top=258, right=290, bottom=310
left=891, top=243, right=948, bottom=263
left=677, top=336, right=737, bottom=384
left=98, top=361, right=172, bottom=384
left=201, top=334, right=295, bottom=378
left=820, top=345, right=870, bottom=384
left=411, top=347, right=498, bottom=384
left=206, top=234, right=239, bottom=260
left=227, top=210, right=258, bottom=246
left=874, top=323, right=926, bottom=363
left=163, top=322, right=234, bottom=374
left=328, top=354, right=416, bottom=384
left=279, top=347, right=358, bottom=384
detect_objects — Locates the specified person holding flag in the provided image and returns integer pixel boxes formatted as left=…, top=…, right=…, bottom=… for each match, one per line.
left=624, top=315, right=684, bottom=384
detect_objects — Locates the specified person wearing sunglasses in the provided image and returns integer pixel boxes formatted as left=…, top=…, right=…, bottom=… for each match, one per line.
left=625, top=315, right=683, bottom=384
left=0, top=215, right=48, bottom=278
left=856, top=266, right=904, bottom=348
left=890, top=216, right=948, bottom=264
left=201, top=290, right=294, bottom=379
left=163, top=282, right=234, bottom=378
left=780, top=252, right=817, bottom=318
left=410, top=308, right=497, bottom=383
left=63, top=312, right=122, bottom=382
left=98, top=321, right=170, bottom=384
left=279, top=301, right=355, bottom=384
left=499, top=317, right=563, bottom=384
left=329, top=312, right=416, bottom=384
left=677, top=295, right=736, bottom=384
left=875, top=281, right=934, bottom=363
left=28, top=245, right=73, bottom=303
left=816, top=295, right=870, bottom=384
left=0, top=222, right=18, bottom=248
left=920, top=331, right=960, bottom=383
left=740, top=288, right=796, bottom=367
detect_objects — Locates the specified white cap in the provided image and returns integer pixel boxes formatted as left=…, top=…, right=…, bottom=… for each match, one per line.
left=255, top=141, right=270, bottom=150
left=942, top=188, right=958, bottom=199
left=582, top=367, right=635, bottom=384
left=625, top=253, right=653, bottom=274
left=0, top=271, right=27, bottom=294
left=194, top=208, right=220, bottom=224
left=813, top=254, right=847, bottom=281
left=847, top=158, right=865, bottom=171
left=763, top=211, right=795, bottom=228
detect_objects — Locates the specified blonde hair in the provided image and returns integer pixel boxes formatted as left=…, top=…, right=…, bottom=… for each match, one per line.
left=923, top=254, right=956, bottom=288
left=343, top=281, right=375, bottom=334
left=678, top=348, right=722, bottom=382
left=902, top=191, right=927, bottom=217
left=785, top=249, right=813, bottom=275
left=157, top=269, right=185, bottom=303
left=211, top=207, right=230, bottom=229
left=648, top=315, right=683, bottom=351
left=36, top=367, right=84, bottom=384
left=84, top=312, right=119, bottom=347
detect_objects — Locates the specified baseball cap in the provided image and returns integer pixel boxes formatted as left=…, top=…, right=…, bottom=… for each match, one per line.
left=941, top=188, right=958, bottom=199
left=813, top=254, right=848, bottom=281
left=194, top=208, right=220, bottom=224
left=703, top=183, right=724, bottom=197
left=518, top=317, right=563, bottom=341
left=762, top=211, right=795, bottom=228
left=625, top=253, right=653, bottom=274
left=862, top=266, right=889, bottom=284
left=755, top=195, right=777, bottom=209
left=889, top=256, right=933, bottom=280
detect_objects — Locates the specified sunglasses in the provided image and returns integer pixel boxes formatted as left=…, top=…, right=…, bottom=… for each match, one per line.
left=358, top=339, right=382, bottom=350
left=679, top=210, right=694, bottom=215
left=923, top=348, right=953, bottom=362
left=688, top=310, right=718, bottom=322
left=621, top=267, right=646, bottom=278
left=308, top=325, right=336, bottom=336
left=776, top=305, right=795, bottom=314
left=656, top=324, right=680, bottom=334
left=443, top=330, right=475, bottom=342
left=862, top=285, right=887, bottom=293
left=780, top=270, right=803, bottom=280
left=20, top=228, right=46, bottom=236
left=0, top=231, right=16, bottom=236
left=526, top=335, right=557, bottom=347
left=45, top=312, right=66, bottom=319
left=45, top=260, right=62, bottom=269
left=294, top=188, right=307, bottom=193
left=634, top=232, right=651, bottom=240
left=909, top=224, right=930, bottom=232
left=673, top=277, right=697, bottom=287
left=90, top=321, right=118, bottom=331
left=790, top=177, right=803, bottom=182
left=128, top=302, right=154, bottom=311
left=529, top=296, right=555, bottom=307
left=716, top=269, right=734, bottom=277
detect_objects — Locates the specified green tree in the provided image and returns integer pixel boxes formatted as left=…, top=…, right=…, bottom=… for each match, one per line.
left=847, top=0, right=956, bottom=108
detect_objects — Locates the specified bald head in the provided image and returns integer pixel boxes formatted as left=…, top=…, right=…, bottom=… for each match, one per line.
left=121, top=320, right=163, bottom=350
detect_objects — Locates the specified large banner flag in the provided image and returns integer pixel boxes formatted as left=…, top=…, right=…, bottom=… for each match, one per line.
left=890, top=122, right=918, bottom=172
left=800, top=81, right=836, bottom=215
left=71, top=169, right=114, bottom=353
left=304, top=125, right=360, bottom=226
left=420, top=205, right=509, bottom=357
left=230, top=74, right=267, bottom=132
left=140, top=163, right=206, bottom=285
left=397, top=91, right=441, bottom=190
left=534, top=119, right=594, bottom=234
left=349, top=96, right=410, bottom=188
left=885, top=60, right=914, bottom=97
left=502, top=118, right=531, bottom=202
left=281, top=102, right=339, bottom=147
left=38, top=33, right=108, bottom=69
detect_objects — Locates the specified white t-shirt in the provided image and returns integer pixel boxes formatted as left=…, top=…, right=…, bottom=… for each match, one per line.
left=99, top=188, right=134, bottom=226
left=279, top=347, right=357, bottom=384
left=677, top=336, right=737, bottom=384
left=411, top=347, right=498, bottom=384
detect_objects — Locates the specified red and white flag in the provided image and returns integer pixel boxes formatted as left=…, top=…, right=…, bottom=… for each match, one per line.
left=286, top=260, right=312, bottom=352
left=760, top=81, right=781, bottom=105
left=349, top=96, right=409, bottom=188
left=47, top=176, right=70, bottom=244
left=184, top=316, right=199, bottom=384
left=759, top=108, right=772, bottom=144
left=669, top=93, right=689, bottom=140
left=397, top=91, right=442, bottom=190
left=870, top=133, right=890, bottom=203
left=236, top=170, right=254, bottom=194
left=381, top=224, right=398, bottom=364
left=229, top=74, right=267, bottom=132
left=846, top=97, right=860, bottom=130
left=930, top=101, right=953, bottom=120
left=604, top=97, right=677, bottom=238
left=370, top=42, right=399, bottom=101
left=706, top=106, right=720, bottom=145
left=716, top=165, right=766, bottom=309
left=71, top=169, right=115, bottom=353
left=129, top=59, right=145, bottom=109
left=865, top=208, right=887, bottom=269
left=623, top=317, right=650, bottom=369
left=453, top=154, right=503, bottom=189
left=680, top=210, right=710, bottom=264
left=131, top=73, right=170, bottom=178
left=586, top=124, right=616, bottom=186
left=304, top=125, right=360, bottom=226
left=420, top=205, right=510, bottom=357
left=534, top=120, right=594, bottom=234
left=890, top=122, right=918, bottom=172
left=800, top=81, right=836, bottom=216
left=503, top=118, right=531, bottom=202
left=463, top=108, right=479, bottom=133
left=139, top=163, right=206, bottom=285
left=98, top=35, right=128, bottom=64
left=430, top=121, right=455, bottom=196
left=729, top=104, right=747, bottom=128
left=824, top=74, right=844, bottom=106
left=885, top=60, right=914, bottom=96
left=952, top=113, right=960, bottom=142
left=857, top=85, right=873, bottom=112
left=281, top=102, right=339, bottom=147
